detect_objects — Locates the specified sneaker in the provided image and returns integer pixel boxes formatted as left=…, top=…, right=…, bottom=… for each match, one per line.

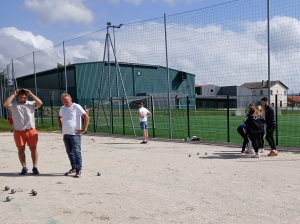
left=32, top=167, right=40, bottom=175
left=259, top=148, right=264, bottom=153
left=246, top=149, right=254, bottom=154
left=267, top=151, right=278, bottom=156
left=20, top=167, right=28, bottom=175
left=65, top=169, right=76, bottom=176
left=75, top=170, right=82, bottom=178
left=140, top=141, right=147, bottom=144
left=241, top=150, right=246, bottom=153
left=251, top=153, right=260, bottom=158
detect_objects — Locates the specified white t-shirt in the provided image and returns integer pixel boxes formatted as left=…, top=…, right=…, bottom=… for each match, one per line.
left=10, top=101, right=36, bottom=131
left=59, top=103, right=86, bottom=135
left=138, top=107, right=150, bottom=122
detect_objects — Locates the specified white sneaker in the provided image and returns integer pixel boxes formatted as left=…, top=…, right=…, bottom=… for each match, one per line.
left=251, top=153, right=260, bottom=158
left=259, top=148, right=264, bottom=153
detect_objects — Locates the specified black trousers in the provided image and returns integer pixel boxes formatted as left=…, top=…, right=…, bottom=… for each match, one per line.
left=248, top=133, right=261, bottom=153
left=266, top=126, right=276, bottom=150
left=237, top=126, right=248, bottom=150
left=259, top=132, right=264, bottom=149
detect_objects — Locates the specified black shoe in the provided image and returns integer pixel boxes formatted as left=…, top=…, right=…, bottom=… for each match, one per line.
left=65, top=169, right=76, bottom=176
left=140, top=141, right=147, bottom=144
left=32, top=167, right=40, bottom=175
left=20, top=167, right=28, bottom=175
left=75, top=170, right=82, bottom=178
left=11, top=130, right=13, bottom=133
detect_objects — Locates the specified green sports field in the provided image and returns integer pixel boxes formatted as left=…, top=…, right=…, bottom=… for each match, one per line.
left=71, top=109, right=300, bottom=148
left=3, top=108, right=298, bottom=148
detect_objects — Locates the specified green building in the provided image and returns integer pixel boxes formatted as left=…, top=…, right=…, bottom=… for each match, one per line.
left=16, top=61, right=195, bottom=108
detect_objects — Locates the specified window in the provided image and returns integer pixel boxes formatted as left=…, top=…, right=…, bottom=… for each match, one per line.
left=280, top=101, right=282, bottom=107
left=270, top=90, right=273, bottom=95
left=260, top=90, right=263, bottom=95
left=284, top=91, right=286, bottom=95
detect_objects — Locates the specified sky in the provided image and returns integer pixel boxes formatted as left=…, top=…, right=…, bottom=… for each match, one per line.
left=1, top=0, right=300, bottom=92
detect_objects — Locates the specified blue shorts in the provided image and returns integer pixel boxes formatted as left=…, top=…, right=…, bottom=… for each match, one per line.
left=140, top=121, right=148, bottom=131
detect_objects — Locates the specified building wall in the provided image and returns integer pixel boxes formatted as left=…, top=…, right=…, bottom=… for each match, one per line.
left=75, top=62, right=195, bottom=106
left=251, top=84, right=287, bottom=107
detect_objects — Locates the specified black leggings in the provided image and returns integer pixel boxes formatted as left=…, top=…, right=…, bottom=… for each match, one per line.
left=259, top=132, right=264, bottom=149
left=237, top=126, right=248, bottom=150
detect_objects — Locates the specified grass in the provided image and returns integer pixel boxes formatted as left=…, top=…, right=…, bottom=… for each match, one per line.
left=2, top=108, right=300, bottom=147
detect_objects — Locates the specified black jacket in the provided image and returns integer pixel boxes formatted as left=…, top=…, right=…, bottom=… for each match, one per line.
left=263, top=105, right=276, bottom=127
left=244, top=115, right=264, bottom=135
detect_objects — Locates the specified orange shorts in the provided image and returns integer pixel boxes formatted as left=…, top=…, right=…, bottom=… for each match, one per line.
left=14, top=128, right=38, bottom=147
left=8, top=117, right=13, bottom=124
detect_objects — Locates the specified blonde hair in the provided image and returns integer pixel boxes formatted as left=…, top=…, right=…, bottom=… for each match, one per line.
left=256, top=105, right=264, bottom=118
left=61, top=93, right=71, bottom=99
left=248, top=103, right=260, bottom=117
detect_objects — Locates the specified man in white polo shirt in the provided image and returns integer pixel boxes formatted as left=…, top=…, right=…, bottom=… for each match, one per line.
left=58, top=93, right=90, bottom=178
left=3, top=88, right=43, bottom=175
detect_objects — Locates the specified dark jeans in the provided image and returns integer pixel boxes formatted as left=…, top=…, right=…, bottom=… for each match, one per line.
left=237, top=126, right=248, bottom=150
left=266, top=125, right=276, bottom=150
left=63, top=134, right=82, bottom=171
left=248, top=133, right=261, bottom=153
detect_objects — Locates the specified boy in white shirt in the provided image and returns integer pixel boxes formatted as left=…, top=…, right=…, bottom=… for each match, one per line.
left=138, top=102, right=152, bottom=144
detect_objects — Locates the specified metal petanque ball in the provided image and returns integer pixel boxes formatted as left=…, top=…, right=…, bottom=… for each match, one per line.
left=97, top=172, right=101, bottom=176
left=11, top=189, right=16, bottom=194
left=31, top=189, right=36, bottom=194
left=4, top=186, right=10, bottom=191
left=6, top=196, right=12, bottom=202
left=32, top=191, right=38, bottom=196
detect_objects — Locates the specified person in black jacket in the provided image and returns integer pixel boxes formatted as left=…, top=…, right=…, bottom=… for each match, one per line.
left=261, top=97, right=278, bottom=156
left=244, top=104, right=264, bottom=158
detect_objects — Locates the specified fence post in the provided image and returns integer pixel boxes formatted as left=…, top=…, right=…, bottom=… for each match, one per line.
left=275, top=94, right=278, bottom=145
left=151, top=95, right=155, bottom=138
left=50, top=100, right=54, bottom=127
left=227, top=95, right=230, bottom=142
left=187, top=96, right=190, bottom=138
left=92, top=98, right=96, bottom=133
left=40, top=105, right=43, bottom=125
left=122, top=97, right=125, bottom=135
left=110, top=98, right=114, bottom=134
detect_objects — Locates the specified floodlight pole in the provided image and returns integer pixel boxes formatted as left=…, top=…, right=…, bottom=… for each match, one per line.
left=98, top=22, right=136, bottom=136
left=267, top=0, right=271, bottom=103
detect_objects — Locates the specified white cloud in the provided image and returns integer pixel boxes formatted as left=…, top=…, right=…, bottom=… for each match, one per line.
left=24, top=0, right=94, bottom=25
left=2, top=16, right=300, bottom=92
left=160, top=0, right=203, bottom=6
left=125, top=0, right=143, bottom=5
left=0, top=27, right=53, bottom=62
left=110, top=0, right=203, bottom=6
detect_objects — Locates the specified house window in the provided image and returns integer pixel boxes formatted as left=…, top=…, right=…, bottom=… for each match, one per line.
left=260, top=90, right=263, bottom=95
left=280, top=101, right=282, bottom=107
left=270, top=90, right=273, bottom=95
left=284, top=91, right=286, bottom=95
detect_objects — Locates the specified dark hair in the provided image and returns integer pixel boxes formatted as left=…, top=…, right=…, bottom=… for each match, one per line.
left=138, top=102, right=143, bottom=105
left=18, top=89, right=27, bottom=96
left=261, top=97, right=268, bottom=101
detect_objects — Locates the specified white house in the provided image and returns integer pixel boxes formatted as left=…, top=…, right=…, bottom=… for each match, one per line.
left=241, top=80, right=288, bottom=107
